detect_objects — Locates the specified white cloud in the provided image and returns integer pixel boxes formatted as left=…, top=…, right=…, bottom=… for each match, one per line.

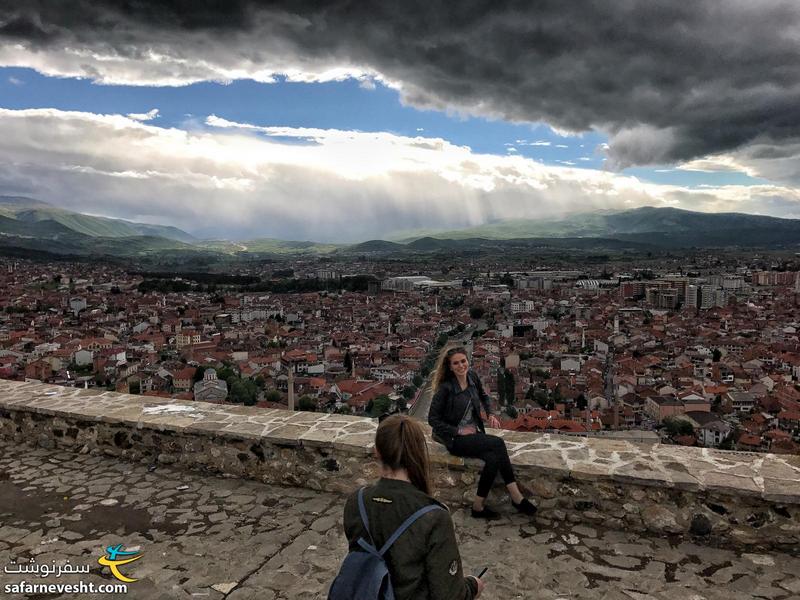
left=677, top=155, right=747, bottom=174
left=126, top=108, right=159, bottom=122
left=0, top=107, right=798, bottom=241
left=8, top=76, right=23, bottom=86
left=555, top=144, right=568, bottom=149
left=0, top=38, right=390, bottom=89
left=677, top=144, right=800, bottom=186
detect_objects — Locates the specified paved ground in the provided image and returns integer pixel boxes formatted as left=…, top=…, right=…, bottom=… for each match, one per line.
left=1, top=441, right=798, bottom=600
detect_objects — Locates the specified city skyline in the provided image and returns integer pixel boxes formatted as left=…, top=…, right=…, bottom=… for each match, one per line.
left=1, top=2, right=800, bottom=241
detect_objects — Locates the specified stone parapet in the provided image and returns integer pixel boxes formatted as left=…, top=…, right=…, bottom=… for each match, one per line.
left=1, top=380, right=798, bottom=550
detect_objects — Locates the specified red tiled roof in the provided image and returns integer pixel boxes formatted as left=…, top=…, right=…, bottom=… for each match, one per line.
left=737, top=433, right=761, bottom=446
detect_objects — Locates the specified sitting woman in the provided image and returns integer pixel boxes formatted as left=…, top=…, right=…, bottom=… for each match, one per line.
left=428, top=346, right=537, bottom=520
left=341, top=414, right=485, bottom=600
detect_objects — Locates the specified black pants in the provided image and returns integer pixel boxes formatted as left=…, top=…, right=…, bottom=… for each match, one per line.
left=450, top=433, right=515, bottom=498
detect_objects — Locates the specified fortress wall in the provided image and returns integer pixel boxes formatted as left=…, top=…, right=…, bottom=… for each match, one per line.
left=1, top=380, right=798, bottom=550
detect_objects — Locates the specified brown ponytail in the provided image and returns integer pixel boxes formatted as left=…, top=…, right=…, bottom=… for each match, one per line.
left=375, top=414, right=433, bottom=496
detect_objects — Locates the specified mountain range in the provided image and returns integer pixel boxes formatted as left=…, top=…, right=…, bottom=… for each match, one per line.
left=0, top=196, right=337, bottom=258
left=0, top=196, right=197, bottom=242
left=0, top=196, right=799, bottom=259
left=387, top=206, right=800, bottom=245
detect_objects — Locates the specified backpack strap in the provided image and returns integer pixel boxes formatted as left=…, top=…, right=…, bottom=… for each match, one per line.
left=378, top=504, right=444, bottom=556
left=357, top=487, right=379, bottom=553
left=357, top=487, right=445, bottom=557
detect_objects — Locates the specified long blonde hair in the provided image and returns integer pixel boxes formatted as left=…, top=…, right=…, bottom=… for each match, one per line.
left=375, top=414, right=433, bottom=496
left=431, top=345, right=468, bottom=393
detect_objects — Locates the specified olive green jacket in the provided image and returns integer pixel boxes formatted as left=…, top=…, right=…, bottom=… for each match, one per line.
left=343, top=478, right=478, bottom=600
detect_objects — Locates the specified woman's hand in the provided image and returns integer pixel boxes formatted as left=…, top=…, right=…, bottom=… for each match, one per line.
left=487, top=415, right=501, bottom=429
left=458, top=425, right=477, bottom=436
left=468, top=575, right=485, bottom=598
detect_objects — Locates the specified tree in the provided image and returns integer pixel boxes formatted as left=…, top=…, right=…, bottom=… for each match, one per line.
left=343, top=351, right=353, bottom=374
left=412, top=374, right=423, bottom=388
left=496, top=371, right=507, bottom=405
left=192, top=366, right=206, bottom=383
left=552, top=385, right=562, bottom=404
left=298, top=395, right=317, bottom=412
left=469, top=306, right=485, bottom=320
left=368, top=395, right=393, bottom=417
left=505, top=405, right=518, bottom=419
left=533, top=389, right=548, bottom=407
left=576, top=394, right=588, bottom=411
left=712, top=348, right=722, bottom=362
left=664, top=416, right=694, bottom=437
left=718, top=431, right=736, bottom=450
left=265, top=389, right=281, bottom=403
left=216, top=366, right=237, bottom=383
left=503, top=369, right=516, bottom=405
left=229, top=378, right=258, bottom=405
left=401, top=386, right=416, bottom=400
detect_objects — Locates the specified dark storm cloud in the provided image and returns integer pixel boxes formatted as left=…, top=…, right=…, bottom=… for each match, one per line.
left=0, top=15, right=54, bottom=43
left=2, top=1, right=800, bottom=167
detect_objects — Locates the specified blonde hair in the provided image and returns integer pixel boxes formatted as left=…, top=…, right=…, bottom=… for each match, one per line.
left=431, top=346, right=468, bottom=393
left=375, top=414, right=433, bottom=496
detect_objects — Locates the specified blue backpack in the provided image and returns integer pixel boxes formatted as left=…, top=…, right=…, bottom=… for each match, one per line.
left=328, top=487, right=444, bottom=600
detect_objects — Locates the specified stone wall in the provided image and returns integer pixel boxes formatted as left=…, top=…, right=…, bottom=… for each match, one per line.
left=1, top=380, right=798, bottom=550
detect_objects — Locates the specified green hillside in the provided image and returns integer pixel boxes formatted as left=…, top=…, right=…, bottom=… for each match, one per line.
left=240, top=238, right=341, bottom=254
left=0, top=196, right=197, bottom=243
left=389, top=213, right=613, bottom=241
left=386, top=207, right=800, bottom=247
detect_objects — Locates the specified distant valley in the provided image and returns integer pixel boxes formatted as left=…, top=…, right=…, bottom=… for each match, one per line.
left=0, top=196, right=798, bottom=261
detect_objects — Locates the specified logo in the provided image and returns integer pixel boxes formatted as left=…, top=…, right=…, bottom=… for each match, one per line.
left=97, top=544, right=142, bottom=583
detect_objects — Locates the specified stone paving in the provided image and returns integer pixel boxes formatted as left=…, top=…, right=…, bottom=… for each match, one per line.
left=1, top=441, right=798, bottom=600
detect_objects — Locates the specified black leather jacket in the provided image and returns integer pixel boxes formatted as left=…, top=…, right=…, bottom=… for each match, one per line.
left=428, top=370, right=493, bottom=449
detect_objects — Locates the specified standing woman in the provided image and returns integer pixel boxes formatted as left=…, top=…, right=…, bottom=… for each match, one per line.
left=428, top=346, right=537, bottom=519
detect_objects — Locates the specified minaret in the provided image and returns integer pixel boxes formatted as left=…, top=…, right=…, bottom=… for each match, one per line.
left=287, top=369, right=295, bottom=411
left=613, top=315, right=620, bottom=335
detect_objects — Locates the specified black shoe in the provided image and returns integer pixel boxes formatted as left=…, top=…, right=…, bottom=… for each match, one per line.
left=471, top=506, right=501, bottom=520
left=512, top=498, right=538, bottom=516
